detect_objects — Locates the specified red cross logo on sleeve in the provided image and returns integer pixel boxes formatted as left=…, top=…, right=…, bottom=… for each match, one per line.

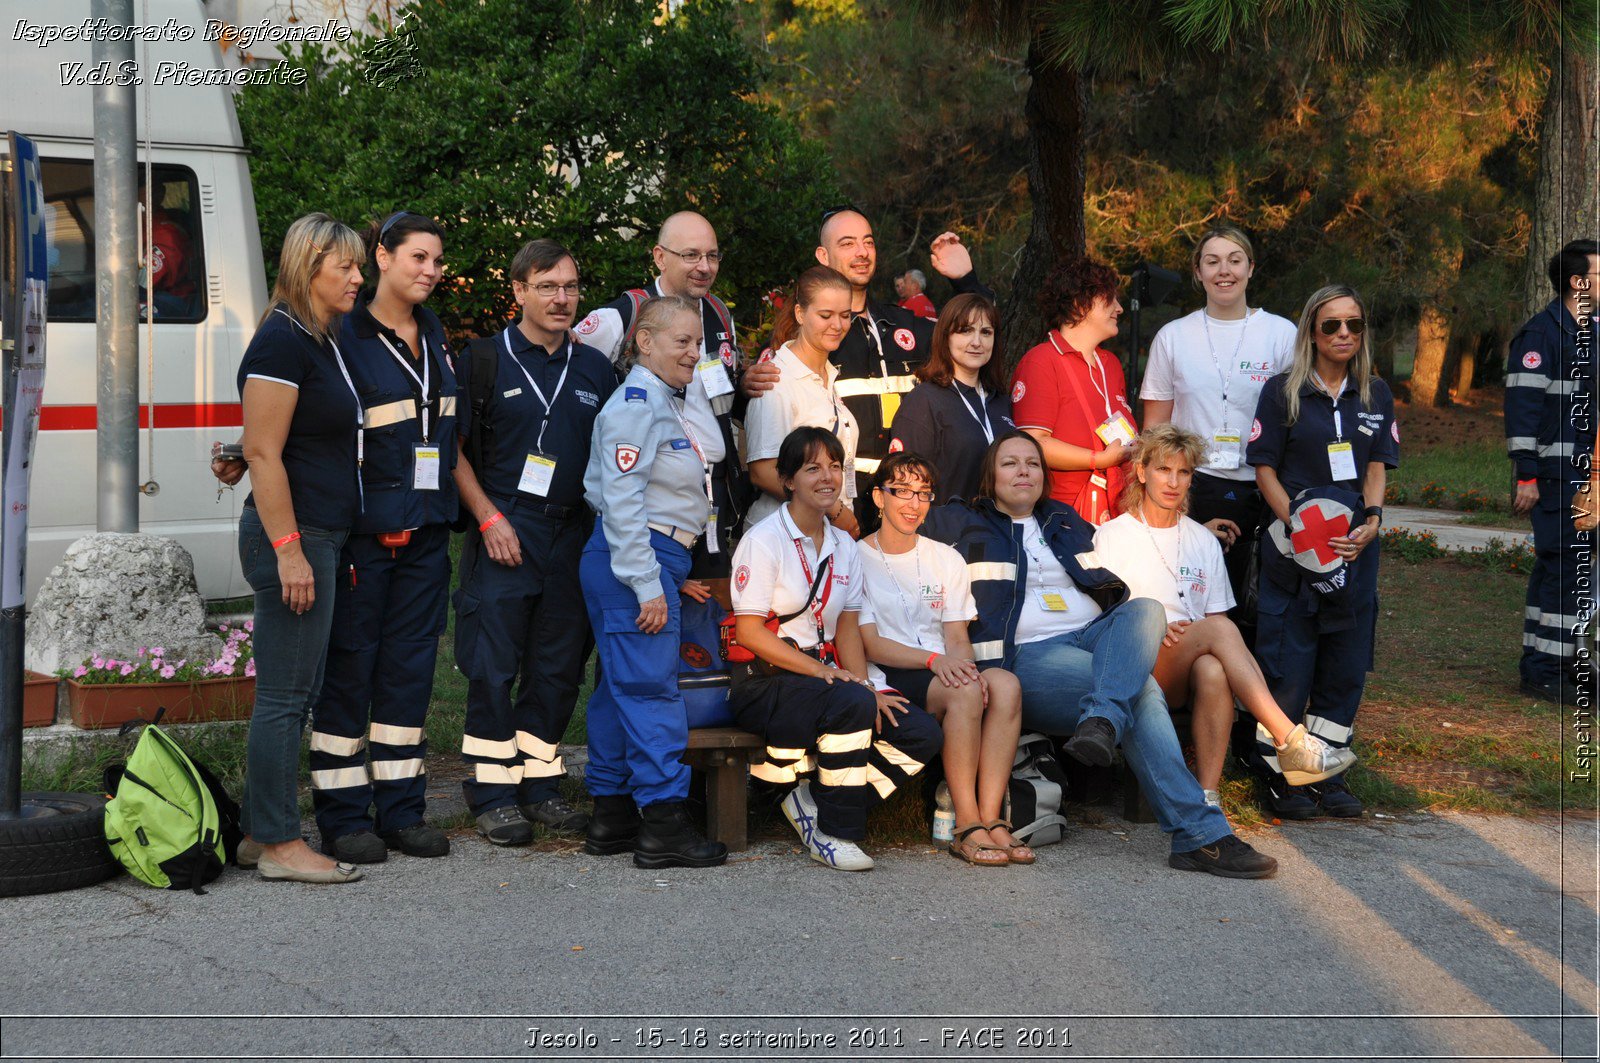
left=1290, top=503, right=1351, bottom=568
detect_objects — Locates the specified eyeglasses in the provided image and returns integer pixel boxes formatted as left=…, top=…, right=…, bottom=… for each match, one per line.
left=658, top=246, right=724, bottom=266
left=517, top=280, right=581, bottom=298
left=1318, top=317, right=1366, bottom=336
left=880, top=486, right=935, bottom=503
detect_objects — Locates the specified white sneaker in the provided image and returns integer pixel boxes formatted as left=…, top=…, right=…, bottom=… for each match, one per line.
left=1277, top=724, right=1358, bottom=787
left=1202, top=789, right=1221, bottom=809
left=781, top=780, right=874, bottom=872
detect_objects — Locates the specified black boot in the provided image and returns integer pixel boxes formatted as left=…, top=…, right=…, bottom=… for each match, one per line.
left=632, top=801, right=727, bottom=869
left=584, top=794, right=642, bottom=856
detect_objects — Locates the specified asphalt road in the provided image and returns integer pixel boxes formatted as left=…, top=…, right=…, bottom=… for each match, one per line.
left=2, top=811, right=1596, bottom=1063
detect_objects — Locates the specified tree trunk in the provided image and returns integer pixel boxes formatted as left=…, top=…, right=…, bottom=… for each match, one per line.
left=1000, top=38, right=1087, bottom=371
left=1411, top=303, right=1454, bottom=406
left=1453, top=331, right=1478, bottom=396
left=1522, top=50, right=1600, bottom=323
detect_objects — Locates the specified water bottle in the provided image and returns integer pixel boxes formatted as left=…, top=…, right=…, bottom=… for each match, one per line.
left=931, top=781, right=955, bottom=844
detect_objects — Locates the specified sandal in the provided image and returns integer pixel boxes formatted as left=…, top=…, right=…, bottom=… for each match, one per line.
left=948, top=823, right=1009, bottom=867
left=986, top=818, right=1036, bottom=865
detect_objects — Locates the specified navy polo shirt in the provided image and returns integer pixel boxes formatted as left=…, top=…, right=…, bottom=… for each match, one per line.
left=456, top=324, right=616, bottom=509
left=1247, top=372, right=1399, bottom=499
left=888, top=379, right=1015, bottom=503
left=237, top=307, right=362, bottom=531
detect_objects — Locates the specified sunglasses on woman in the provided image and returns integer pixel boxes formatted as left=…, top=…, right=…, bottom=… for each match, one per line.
left=1318, top=317, right=1366, bottom=336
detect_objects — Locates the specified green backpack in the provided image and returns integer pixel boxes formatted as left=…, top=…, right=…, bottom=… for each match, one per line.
left=103, top=716, right=242, bottom=894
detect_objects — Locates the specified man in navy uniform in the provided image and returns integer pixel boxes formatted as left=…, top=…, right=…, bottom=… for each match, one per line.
left=453, top=239, right=617, bottom=844
left=812, top=207, right=993, bottom=520
left=1505, top=238, right=1598, bottom=702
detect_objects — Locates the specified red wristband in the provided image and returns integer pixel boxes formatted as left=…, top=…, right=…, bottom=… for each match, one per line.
left=479, top=511, right=504, bottom=533
left=926, top=652, right=939, bottom=670
left=271, top=532, right=301, bottom=550
left=1517, top=479, right=1537, bottom=486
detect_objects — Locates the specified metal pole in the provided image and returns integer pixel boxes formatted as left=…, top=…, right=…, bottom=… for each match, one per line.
left=0, top=152, right=16, bottom=818
left=94, top=0, right=139, bottom=533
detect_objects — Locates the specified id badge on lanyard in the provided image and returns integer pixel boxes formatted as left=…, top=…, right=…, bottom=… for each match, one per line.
left=697, top=357, right=734, bottom=399
left=1325, top=384, right=1357, bottom=481
left=1208, top=433, right=1242, bottom=470
left=519, top=453, right=557, bottom=496
left=502, top=328, right=571, bottom=496
left=413, top=445, right=441, bottom=490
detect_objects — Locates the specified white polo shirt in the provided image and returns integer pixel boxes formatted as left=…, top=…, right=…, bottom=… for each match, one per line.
left=731, top=502, right=864, bottom=651
left=857, top=535, right=977, bottom=686
left=741, top=342, right=860, bottom=528
left=1093, top=512, right=1234, bottom=623
left=1140, top=308, right=1295, bottom=482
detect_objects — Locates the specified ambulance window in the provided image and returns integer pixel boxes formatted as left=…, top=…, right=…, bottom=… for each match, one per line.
left=40, top=159, right=207, bottom=324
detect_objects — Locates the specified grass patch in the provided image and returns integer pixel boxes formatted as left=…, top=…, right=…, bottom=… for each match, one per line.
left=1386, top=436, right=1513, bottom=515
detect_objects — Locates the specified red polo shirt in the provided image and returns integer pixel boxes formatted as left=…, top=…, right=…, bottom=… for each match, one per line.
left=1010, top=335, right=1136, bottom=509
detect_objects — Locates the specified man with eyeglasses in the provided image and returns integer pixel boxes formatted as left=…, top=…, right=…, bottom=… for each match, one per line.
left=452, top=239, right=618, bottom=845
left=1505, top=238, right=1599, bottom=703
left=811, top=207, right=992, bottom=525
left=576, top=211, right=760, bottom=577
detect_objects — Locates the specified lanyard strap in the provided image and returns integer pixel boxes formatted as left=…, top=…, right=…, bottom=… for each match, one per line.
left=791, top=531, right=835, bottom=645
left=502, top=327, right=571, bottom=454
left=1314, top=372, right=1348, bottom=439
left=376, top=332, right=434, bottom=442
left=645, top=369, right=715, bottom=505
left=1049, top=333, right=1114, bottom=420
left=953, top=382, right=994, bottom=443
left=1135, top=507, right=1197, bottom=621
left=1200, top=309, right=1250, bottom=432
left=857, top=309, right=890, bottom=378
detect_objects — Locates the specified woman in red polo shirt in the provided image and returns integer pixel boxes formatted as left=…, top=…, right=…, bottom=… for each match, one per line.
left=1010, top=258, right=1136, bottom=525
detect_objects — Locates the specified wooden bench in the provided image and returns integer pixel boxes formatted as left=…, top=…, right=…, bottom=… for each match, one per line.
left=681, top=726, right=764, bottom=852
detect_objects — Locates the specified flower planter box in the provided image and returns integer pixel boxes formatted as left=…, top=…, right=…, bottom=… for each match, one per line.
left=23, top=671, right=58, bottom=727
left=66, top=676, right=256, bottom=730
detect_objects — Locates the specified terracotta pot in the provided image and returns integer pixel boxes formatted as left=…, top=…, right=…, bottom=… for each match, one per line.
left=65, top=676, right=256, bottom=730
left=23, top=671, right=57, bottom=727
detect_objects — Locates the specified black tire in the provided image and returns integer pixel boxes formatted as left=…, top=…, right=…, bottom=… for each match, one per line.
left=0, top=791, right=121, bottom=897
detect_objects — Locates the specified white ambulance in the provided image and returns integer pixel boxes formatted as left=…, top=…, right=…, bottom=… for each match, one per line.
left=1, top=0, right=267, bottom=602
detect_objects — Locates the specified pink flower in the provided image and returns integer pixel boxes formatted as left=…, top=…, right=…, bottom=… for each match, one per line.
left=73, top=665, right=87, bottom=678
left=160, top=665, right=176, bottom=679
left=244, top=659, right=256, bottom=678
left=119, top=663, right=134, bottom=676
left=244, top=620, right=253, bottom=633
left=91, top=656, right=105, bottom=669
left=151, top=647, right=166, bottom=657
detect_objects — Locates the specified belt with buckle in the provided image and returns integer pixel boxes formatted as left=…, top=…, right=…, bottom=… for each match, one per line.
left=646, top=522, right=699, bottom=549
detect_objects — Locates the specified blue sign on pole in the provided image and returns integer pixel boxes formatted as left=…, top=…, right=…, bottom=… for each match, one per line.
left=3, top=132, right=48, bottom=611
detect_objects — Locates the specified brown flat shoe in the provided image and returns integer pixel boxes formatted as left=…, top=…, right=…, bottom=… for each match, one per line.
left=948, top=823, right=1009, bottom=867
left=986, top=818, right=1036, bottom=865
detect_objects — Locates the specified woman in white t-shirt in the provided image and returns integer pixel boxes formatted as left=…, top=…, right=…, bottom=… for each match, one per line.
left=1140, top=227, right=1296, bottom=627
left=743, top=266, right=861, bottom=536
left=857, top=453, right=1028, bottom=866
left=1093, top=425, right=1356, bottom=805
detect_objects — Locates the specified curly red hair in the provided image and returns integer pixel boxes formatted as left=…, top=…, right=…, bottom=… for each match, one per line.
left=1036, top=257, right=1122, bottom=331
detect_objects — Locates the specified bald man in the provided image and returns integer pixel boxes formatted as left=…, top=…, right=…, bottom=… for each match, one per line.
left=813, top=207, right=993, bottom=523
left=576, top=211, right=756, bottom=574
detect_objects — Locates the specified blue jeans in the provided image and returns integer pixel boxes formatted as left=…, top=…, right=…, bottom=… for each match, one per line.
left=1009, top=597, right=1231, bottom=853
left=238, top=506, right=348, bottom=843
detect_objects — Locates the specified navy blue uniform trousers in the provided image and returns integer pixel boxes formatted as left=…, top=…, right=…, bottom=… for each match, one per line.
left=310, top=523, right=450, bottom=839
left=454, top=506, right=592, bottom=814
left=1523, top=476, right=1591, bottom=686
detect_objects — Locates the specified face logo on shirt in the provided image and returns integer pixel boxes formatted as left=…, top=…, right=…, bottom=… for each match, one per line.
left=893, top=328, right=916, bottom=352
left=1391, top=420, right=1400, bottom=443
left=887, top=438, right=904, bottom=454
left=615, top=444, right=641, bottom=472
left=734, top=564, right=751, bottom=591
left=1012, top=380, right=1026, bottom=403
left=680, top=642, right=713, bottom=669
left=1522, top=350, right=1542, bottom=369
left=1249, top=418, right=1262, bottom=442
left=576, top=314, right=600, bottom=336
